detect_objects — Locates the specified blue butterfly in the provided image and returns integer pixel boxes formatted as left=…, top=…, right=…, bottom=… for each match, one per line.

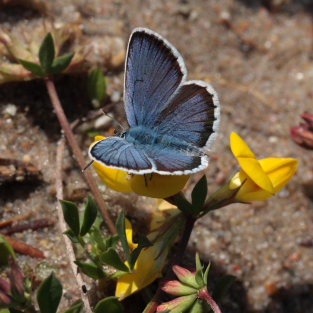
left=89, top=28, right=220, bottom=175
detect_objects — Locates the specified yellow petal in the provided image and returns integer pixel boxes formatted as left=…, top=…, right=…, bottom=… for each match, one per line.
left=125, top=218, right=138, bottom=251
left=237, top=157, right=274, bottom=193
left=93, top=161, right=133, bottom=193
left=130, top=174, right=189, bottom=198
left=115, top=240, right=167, bottom=300
left=259, top=158, right=298, bottom=192
left=230, top=132, right=256, bottom=159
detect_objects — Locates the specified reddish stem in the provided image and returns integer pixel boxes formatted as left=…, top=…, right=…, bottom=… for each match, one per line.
left=45, top=78, right=116, bottom=234
left=198, top=288, right=223, bottom=313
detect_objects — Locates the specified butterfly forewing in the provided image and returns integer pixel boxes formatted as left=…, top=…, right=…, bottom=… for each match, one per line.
left=124, top=28, right=187, bottom=127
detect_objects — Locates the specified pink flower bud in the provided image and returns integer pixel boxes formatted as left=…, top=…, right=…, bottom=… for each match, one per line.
left=9, top=259, right=24, bottom=295
left=156, top=294, right=197, bottom=312
left=172, top=265, right=198, bottom=288
left=162, top=280, right=197, bottom=296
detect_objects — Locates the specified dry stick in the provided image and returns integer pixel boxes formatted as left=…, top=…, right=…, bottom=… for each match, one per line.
left=55, top=138, right=93, bottom=313
left=45, top=78, right=116, bottom=234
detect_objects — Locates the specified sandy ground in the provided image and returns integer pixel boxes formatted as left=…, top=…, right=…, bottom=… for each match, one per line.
left=1, top=0, right=313, bottom=312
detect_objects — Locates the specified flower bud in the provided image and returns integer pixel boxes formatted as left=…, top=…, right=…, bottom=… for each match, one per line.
left=162, top=280, right=197, bottom=296
left=156, top=294, right=197, bottom=312
left=172, top=265, right=199, bottom=289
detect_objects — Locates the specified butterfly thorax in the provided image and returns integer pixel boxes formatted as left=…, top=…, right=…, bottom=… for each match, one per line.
left=124, top=126, right=202, bottom=156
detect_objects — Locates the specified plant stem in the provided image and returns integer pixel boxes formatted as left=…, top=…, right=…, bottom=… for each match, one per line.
left=198, top=288, right=223, bottom=313
left=143, top=215, right=196, bottom=313
left=55, top=138, right=93, bottom=313
left=45, top=78, right=116, bottom=234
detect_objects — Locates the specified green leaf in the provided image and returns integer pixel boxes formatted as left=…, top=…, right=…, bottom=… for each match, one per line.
left=87, top=68, right=107, bottom=105
left=195, top=253, right=202, bottom=273
left=105, top=235, right=119, bottom=250
left=94, top=297, right=124, bottom=313
left=51, top=53, right=74, bottom=74
left=61, top=200, right=80, bottom=236
left=188, top=299, right=203, bottom=313
left=129, top=236, right=151, bottom=269
left=64, top=230, right=79, bottom=243
left=19, top=59, right=44, bottom=76
left=75, top=261, right=106, bottom=279
left=39, top=33, right=55, bottom=72
left=0, top=234, right=15, bottom=266
left=1, top=309, right=10, bottom=313
left=37, top=272, right=62, bottom=313
left=62, top=301, right=83, bottom=313
left=80, top=196, right=98, bottom=236
left=100, top=248, right=129, bottom=272
left=191, top=175, right=208, bottom=212
left=212, top=275, right=236, bottom=302
left=203, top=263, right=211, bottom=285
left=116, top=209, right=130, bottom=263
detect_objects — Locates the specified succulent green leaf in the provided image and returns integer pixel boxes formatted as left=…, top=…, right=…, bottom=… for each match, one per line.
left=37, top=272, right=62, bottom=313
left=61, top=200, right=80, bottom=236
left=87, top=68, right=107, bottom=105
left=191, top=175, right=208, bottom=212
left=51, top=53, right=74, bottom=74
left=74, top=261, right=106, bottom=279
left=0, top=234, right=15, bottom=266
left=100, top=248, right=129, bottom=272
left=19, top=59, right=44, bottom=76
left=203, top=263, right=211, bottom=285
left=212, top=275, right=236, bottom=302
left=80, top=196, right=98, bottom=236
left=188, top=299, right=203, bottom=313
left=63, top=230, right=79, bottom=243
left=39, top=33, right=55, bottom=72
left=116, top=209, right=130, bottom=263
left=94, top=297, right=124, bottom=313
left=195, top=253, right=202, bottom=273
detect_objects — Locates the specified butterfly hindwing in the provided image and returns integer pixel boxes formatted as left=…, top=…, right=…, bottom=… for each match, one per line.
left=154, top=80, right=220, bottom=151
left=124, top=28, right=187, bottom=127
left=90, top=137, right=153, bottom=172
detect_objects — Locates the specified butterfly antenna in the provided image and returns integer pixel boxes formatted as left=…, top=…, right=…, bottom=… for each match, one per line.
left=101, top=108, right=125, bottom=130
left=82, top=160, right=94, bottom=172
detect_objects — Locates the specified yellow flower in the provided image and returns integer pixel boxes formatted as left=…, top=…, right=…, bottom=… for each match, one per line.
left=229, top=132, right=298, bottom=202
left=115, top=238, right=168, bottom=300
left=115, top=202, right=184, bottom=300
left=91, top=137, right=189, bottom=198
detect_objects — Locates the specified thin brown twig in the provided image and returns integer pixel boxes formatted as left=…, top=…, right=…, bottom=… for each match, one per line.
left=55, top=137, right=93, bottom=313
left=45, top=78, right=116, bottom=234
left=4, top=235, right=45, bottom=259
left=0, top=213, right=32, bottom=229
left=0, top=218, right=55, bottom=235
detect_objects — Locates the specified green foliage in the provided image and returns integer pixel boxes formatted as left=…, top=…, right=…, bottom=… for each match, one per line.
left=74, top=261, right=106, bottom=280
left=20, top=32, right=73, bottom=76
left=50, top=54, right=74, bottom=74
left=100, top=248, right=129, bottom=272
left=19, top=60, right=44, bottom=76
left=116, top=209, right=130, bottom=264
left=129, top=236, right=151, bottom=270
left=0, top=235, right=15, bottom=266
left=61, top=200, right=80, bottom=236
left=94, top=297, right=124, bottom=313
left=80, top=196, right=98, bottom=236
left=191, top=175, right=208, bottom=213
left=37, top=272, right=62, bottom=313
left=87, top=68, right=107, bottom=106
left=39, top=33, right=55, bottom=73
